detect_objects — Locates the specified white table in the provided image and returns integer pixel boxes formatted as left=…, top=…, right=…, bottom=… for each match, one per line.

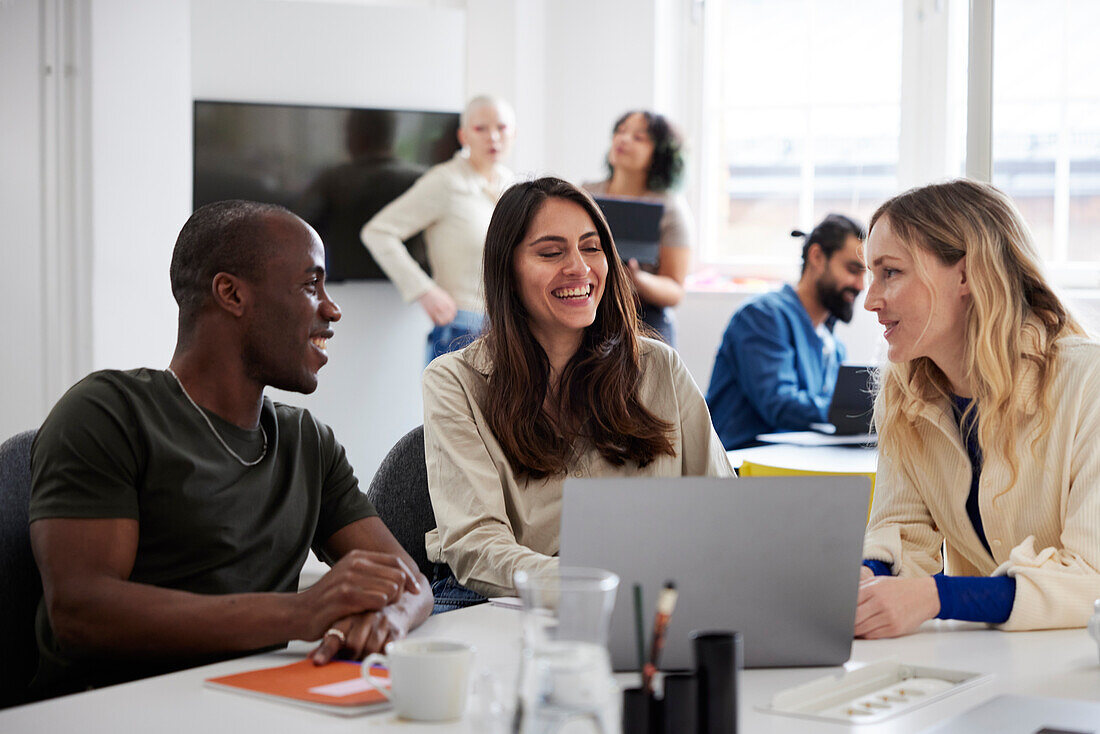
left=3, top=604, right=1097, bottom=733
left=728, top=443, right=878, bottom=474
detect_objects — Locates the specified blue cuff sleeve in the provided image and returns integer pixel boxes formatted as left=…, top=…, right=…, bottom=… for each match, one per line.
left=862, top=559, right=892, bottom=577
left=933, top=574, right=1016, bottom=624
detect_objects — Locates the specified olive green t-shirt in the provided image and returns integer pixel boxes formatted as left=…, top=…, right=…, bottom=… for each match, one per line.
left=29, top=368, right=377, bottom=692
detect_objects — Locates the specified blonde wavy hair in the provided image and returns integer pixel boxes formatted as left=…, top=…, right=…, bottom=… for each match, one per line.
left=871, top=179, right=1086, bottom=499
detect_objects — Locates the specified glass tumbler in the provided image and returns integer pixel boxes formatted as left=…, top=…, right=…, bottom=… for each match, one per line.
left=513, top=566, right=620, bottom=734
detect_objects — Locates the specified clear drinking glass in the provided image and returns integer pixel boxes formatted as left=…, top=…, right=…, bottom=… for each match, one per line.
left=513, top=566, right=620, bottom=734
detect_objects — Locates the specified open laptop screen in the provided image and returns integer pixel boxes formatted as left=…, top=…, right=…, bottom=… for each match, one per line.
left=591, top=196, right=663, bottom=267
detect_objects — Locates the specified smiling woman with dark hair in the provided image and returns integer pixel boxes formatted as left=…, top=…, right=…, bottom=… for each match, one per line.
left=584, top=110, right=692, bottom=346
left=421, top=177, right=731, bottom=611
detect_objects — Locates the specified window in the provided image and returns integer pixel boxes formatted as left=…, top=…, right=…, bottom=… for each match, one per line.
left=698, top=0, right=1100, bottom=287
left=992, top=0, right=1100, bottom=280
left=702, top=0, right=903, bottom=276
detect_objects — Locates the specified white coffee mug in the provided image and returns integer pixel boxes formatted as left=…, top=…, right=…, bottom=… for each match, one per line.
left=362, top=638, right=475, bottom=721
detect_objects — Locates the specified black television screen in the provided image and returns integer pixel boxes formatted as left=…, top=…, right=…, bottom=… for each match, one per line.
left=193, top=100, right=461, bottom=281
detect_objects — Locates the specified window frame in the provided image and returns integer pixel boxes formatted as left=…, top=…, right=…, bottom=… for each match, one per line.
left=688, top=0, right=1100, bottom=289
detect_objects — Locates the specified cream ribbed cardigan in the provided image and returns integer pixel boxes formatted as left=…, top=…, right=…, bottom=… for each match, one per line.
left=864, top=336, right=1100, bottom=631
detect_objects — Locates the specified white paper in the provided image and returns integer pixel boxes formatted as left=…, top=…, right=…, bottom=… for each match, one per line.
left=756, top=431, right=877, bottom=447
left=308, top=678, right=376, bottom=698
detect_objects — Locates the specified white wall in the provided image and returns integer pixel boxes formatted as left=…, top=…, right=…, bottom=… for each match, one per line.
left=542, top=0, right=661, bottom=183
left=0, top=0, right=47, bottom=438
left=89, top=0, right=192, bottom=373
left=192, top=0, right=464, bottom=111
left=190, top=0, right=466, bottom=480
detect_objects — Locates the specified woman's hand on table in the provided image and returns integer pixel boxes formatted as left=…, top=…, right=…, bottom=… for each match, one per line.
left=854, top=575, right=939, bottom=639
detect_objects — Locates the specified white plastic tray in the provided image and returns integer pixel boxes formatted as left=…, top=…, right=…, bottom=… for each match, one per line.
left=757, top=659, right=992, bottom=724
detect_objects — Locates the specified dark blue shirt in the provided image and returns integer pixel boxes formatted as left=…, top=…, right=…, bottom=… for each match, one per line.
left=951, top=395, right=990, bottom=555
left=706, top=284, right=844, bottom=449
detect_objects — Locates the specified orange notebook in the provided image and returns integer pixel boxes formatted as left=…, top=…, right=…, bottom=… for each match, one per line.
left=205, top=659, right=391, bottom=717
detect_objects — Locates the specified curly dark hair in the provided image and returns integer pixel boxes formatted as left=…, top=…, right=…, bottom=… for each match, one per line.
left=605, top=110, right=685, bottom=192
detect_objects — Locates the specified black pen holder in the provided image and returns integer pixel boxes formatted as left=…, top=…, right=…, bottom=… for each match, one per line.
left=691, top=630, right=742, bottom=734
left=622, top=671, right=698, bottom=734
left=622, top=686, right=656, bottom=734
left=661, top=671, right=698, bottom=734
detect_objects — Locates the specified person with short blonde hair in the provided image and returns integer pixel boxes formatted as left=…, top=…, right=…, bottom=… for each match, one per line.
left=361, top=95, right=516, bottom=363
left=856, top=178, right=1100, bottom=637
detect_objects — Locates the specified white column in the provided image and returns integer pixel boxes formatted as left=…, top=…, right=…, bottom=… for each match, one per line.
left=965, top=0, right=994, bottom=182
left=42, top=0, right=94, bottom=404
left=0, top=0, right=49, bottom=435
left=898, top=0, right=953, bottom=188
left=88, top=0, right=192, bottom=371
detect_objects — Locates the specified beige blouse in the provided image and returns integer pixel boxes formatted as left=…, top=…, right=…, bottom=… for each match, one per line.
left=865, top=334, right=1100, bottom=631
left=360, top=153, right=511, bottom=313
left=422, top=337, right=734, bottom=597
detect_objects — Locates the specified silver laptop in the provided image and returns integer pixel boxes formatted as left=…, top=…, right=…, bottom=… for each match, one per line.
left=560, top=477, right=870, bottom=670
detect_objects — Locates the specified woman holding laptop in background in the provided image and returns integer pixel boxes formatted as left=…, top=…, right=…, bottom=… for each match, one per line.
left=422, top=178, right=731, bottom=612
left=583, top=110, right=692, bottom=346
left=360, top=95, right=514, bottom=364
left=857, top=179, right=1100, bottom=637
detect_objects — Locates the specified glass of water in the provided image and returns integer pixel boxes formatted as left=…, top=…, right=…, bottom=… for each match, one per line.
left=513, top=566, right=620, bottom=734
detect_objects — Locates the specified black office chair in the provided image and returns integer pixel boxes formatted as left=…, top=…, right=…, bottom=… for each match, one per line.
left=365, top=426, right=438, bottom=579
left=0, top=429, right=42, bottom=709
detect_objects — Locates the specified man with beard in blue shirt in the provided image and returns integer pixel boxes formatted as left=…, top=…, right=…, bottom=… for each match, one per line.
left=706, top=214, right=867, bottom=449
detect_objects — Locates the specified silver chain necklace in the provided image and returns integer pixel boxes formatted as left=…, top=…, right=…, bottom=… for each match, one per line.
left=166, top=368, right=268, bottom=467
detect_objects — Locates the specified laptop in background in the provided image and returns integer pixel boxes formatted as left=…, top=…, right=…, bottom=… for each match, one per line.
left=591, top=196, right=664, bottom=267
left=560, top=476, right=870, bottom=670
left=813, top=365, right=876, bottom=436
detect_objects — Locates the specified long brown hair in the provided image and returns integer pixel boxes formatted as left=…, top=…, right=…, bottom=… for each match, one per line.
left=480, top=177, right=675, bottom=479
left=870, top=179, right=1085, bottom=499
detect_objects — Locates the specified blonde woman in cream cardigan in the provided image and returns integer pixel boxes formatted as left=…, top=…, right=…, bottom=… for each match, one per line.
left=856, top=178, right=1100, bottom=638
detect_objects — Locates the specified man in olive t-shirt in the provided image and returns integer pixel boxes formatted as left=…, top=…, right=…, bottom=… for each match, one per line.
left=28, top=201, right=431, bottom=698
